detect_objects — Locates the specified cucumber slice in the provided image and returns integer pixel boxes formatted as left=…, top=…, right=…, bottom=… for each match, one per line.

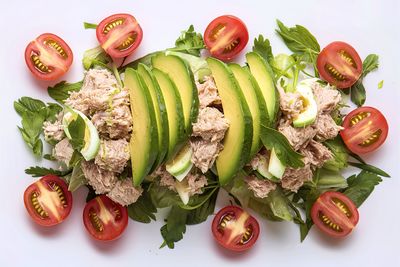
left=166, top=143, right=193, bottom=181
left=268, top=148, right=286, bottom=179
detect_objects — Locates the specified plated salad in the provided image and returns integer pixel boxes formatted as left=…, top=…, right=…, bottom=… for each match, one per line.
left=17, top=13, right=390, bottom=251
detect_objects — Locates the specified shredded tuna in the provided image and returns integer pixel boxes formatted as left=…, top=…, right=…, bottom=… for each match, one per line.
left=186, top=172, right=208, bottom=196
left=196, top=76, right=222, bottom=108
left=312, top=82, right=341, bottom=114
left=249, top=151, right=269, bottom=170
left=314, top=114, right=343, bottom=141
left=65, top=69, right=122, bottom=115
left=279, top=89, right=305, bottom=120
left=192, top=107, right=229, bottom=142
left=81, top=161, right=117, bottom=194
left=107, top=179, right=143, bottom=206
left=245, top=175, right=277, bottom=198
left=155, top=166, right=176, bottom=191
left=91, top=105, right=132, bottom=139
left=95, top=139, right=130, bottom=173
left=300, top=140, right=332, bottom=168
left=281, top=163, right=313, bottom=192
left=278, top=119, right=317, bottom=150
left=43, top=113, right=65, bottom=142
left=190, top=138, right=223, bottom=173
left=53, top=138, right=74, bottom=166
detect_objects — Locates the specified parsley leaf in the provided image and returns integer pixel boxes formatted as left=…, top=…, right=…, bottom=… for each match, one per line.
left=342, top=171, right=383, bottom=207
left=48, top=81, right=83, bottom=103
left=83, top=22, right=97, bottom=29
left=128, top=184, right=157, bottom=223
left=275, top=20, right=320, bottom=56
left=160, top=205, right=188, bottom=249
left=323, top=136, right=349, bottom=171
left=260, top=125, right=304, bottom=168
left=14, top=97, right=46, bottom=116
left=25, top=166, right=70, bottom=178
left=169, top=25, right=205, bottom=56
left=252, top=35, right=274, bottom=65
left=185, top=187, right=219, bottom=225
left=350, top=54, right=379, bottom=106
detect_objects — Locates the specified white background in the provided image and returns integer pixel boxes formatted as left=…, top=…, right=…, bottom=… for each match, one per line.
left=0, top=0, right=399, bottom=266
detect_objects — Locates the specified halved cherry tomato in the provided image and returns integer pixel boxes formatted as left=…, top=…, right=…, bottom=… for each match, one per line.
left=24, top=33, right=73, bottom=81
left=317, top=41, right=362, bottom=88
left=96, top=13, right=143, bottom=58
left=211, top=206, right=259, bottom=252
left=204, top=15, right=249, bottom=61
left=311, top=191, right=359, bottom=238
left=341, top=106, right=388, bottom=154
left=23, top=175, right=73, bottom=227
left=83, top=195, right=128, bottom=241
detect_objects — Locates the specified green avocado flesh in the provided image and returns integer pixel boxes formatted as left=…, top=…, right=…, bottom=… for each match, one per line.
left=207, top=57, right=253, bottom=186
left=125, top=68, right=158, bottom=186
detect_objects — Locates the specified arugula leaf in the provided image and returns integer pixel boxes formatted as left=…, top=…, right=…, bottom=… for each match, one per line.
left=160, top=205, right=188, bottom=249
left=25, top=166, right=70, bottom=178
left=83, top=22, right=97, bottom=29
left=342, top=171, right=382, bottom=207
left=169, top=25, right=205, bottom=56
left=252, top=35, right=274, bottom=65
left=128, top=184, right=157, bottom=223
left=82, top=46, right=111, bottom=70
left=350, top=54, right=379, bottom=106
left=348, top=162, right=390, bottom=177
left=67, top=115, right=86, bottom=151
left=48, top=81, right=83, bottom=103
left=275, top=20, right=320, bottom=56
left=260, top=125, right=304, bottom=168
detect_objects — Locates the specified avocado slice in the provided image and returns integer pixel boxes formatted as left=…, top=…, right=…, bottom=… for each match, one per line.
left=125, top=68, right=159, bottom=186
left=246, top=52, right=279, bottom=125
left=152, top=54, right=199, bottom=135
left=152, top=68, right=185, bottom=160
left=292, top=79, right=318, bottom=128
left=207, top=58, right=253, bottom=186
left=229, top=64, right=268, bottom=159
left=137, top=63, right=169, bottom=170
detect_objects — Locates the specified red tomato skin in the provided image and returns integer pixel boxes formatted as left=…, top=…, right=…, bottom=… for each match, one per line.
left=83, top=195, right=128, bottom=241
left=211, top=205, right=259, bottom=252
left=311, top=191, right=359, bottom=238
left=341, top=106, right=389, bottom=154
left=317, top=41, right=362, bottom=89
left=24, top=33, right=73, bottom=81
left=204, top=15, right=249, bottom=61
left=23, top=175, right=73, bottom=227
left=96, top=13, right=143, bottom=58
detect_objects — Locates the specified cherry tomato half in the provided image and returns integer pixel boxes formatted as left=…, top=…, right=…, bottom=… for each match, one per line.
left=211, top=206, right=259, bottom=252
left=204, top=15, right=249, bottom=61
left=23, top=175, right=73, bottom=227
left=311, top=191, right=359, bottom=238
left=317, top=41, right=362, bottom=88
left=341, top=106, right=388, bottom=154
left=83, top=195, right=128, bottom=241
left=24, top=33, right=73, bottom=81
left=96, top=13, right=143, bottom=58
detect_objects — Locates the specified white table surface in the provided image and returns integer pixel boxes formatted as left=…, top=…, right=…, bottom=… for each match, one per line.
left=1, top=0, right=399, bottom=266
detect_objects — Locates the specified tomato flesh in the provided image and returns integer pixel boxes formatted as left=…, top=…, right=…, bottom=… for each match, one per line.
left=83, top=195, right=128, bottom=241
left=24, top=33, right=73, bottom=81
left=311, top=191, right=359, bottom=238
left=204, top=15, right=249, bottom=61
left=211, top=206, right=259, bottom=252
left=341, top=106, right=388, bottom=154
left=96, top=13, right=143, bottom=58
left=23, top=175, right=73, bottom=226
left=317, top=41, right=362, bottom=88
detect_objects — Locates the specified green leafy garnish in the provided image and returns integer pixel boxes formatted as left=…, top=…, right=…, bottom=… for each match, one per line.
left=378, top=80, right=384, bottom=89
left=323, top=136, right=349, bottom=171
left=342, top=171, right=383, bottom=207
left=25, top=166, right=70, bottom=178
left=128, top=184, right=157, bottom=223
left=82, top=46, right=111, bottom=70
left=83, top=22, right=97, bottom=29
left=48, top=81, right=83, bottom=103
left=160, top=205, right=188, bottom=249
left=67, top=114, right=86, bottom=151
left=67, top=162, right=86, bottom=192
left=252, top=35, right=274, bottom=65
left=168, top=25, right=205, bottom=56
left=350, top=54, right=379, bottom=106
left=348, top=162, right=390, bottom=178
left=260, top=125, right=304, bottom=168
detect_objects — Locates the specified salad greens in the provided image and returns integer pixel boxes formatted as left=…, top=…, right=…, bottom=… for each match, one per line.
left=48, top=81, right=83, bottom=103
